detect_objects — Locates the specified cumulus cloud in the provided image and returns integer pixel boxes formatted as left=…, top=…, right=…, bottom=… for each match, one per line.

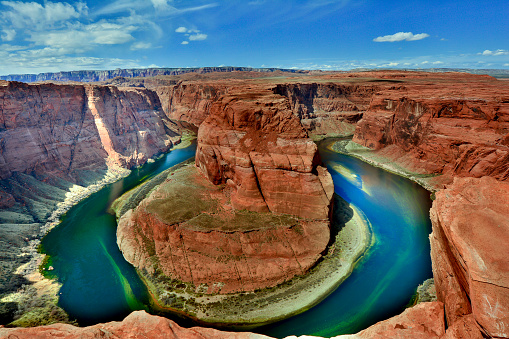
left=188, top=33, right=207, bottom=41
left=176, top=26, right=207, bottom=43
left=373, top=32, right=430, bottom=42
left=480, top=49, right=509, bottom=56
left=130, top=42, right=152, bottom=50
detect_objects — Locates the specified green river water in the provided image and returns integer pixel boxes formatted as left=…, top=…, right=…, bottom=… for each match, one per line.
left=40, top=140, right=433, bottom=337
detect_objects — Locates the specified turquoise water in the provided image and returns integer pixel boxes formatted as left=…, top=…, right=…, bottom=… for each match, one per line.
left=40, top=144, right=196, bottom=325
left=40, top=139, right=432, bottom=335
left=261, top=140, right=433, bottom=337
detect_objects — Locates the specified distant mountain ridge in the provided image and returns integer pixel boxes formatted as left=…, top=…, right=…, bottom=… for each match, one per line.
left=0, top=66, right=307, bottom=83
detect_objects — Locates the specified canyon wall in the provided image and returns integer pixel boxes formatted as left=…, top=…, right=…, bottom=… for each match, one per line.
left=0, top=80, right=179, bottom=299
left=352, top=73, right=509, bottom=185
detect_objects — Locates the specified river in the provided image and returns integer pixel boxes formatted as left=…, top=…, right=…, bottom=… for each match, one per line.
left=40, top=139, right=433, bottom=336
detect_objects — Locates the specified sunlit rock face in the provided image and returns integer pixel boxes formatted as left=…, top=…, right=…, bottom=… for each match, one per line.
left=0, top=81, right=178, bottom=182
left=352, top=72, right=509, bottom=186
left=195, top=85, right=334, bottom=219
left=430, top=176, right=509, bottom=338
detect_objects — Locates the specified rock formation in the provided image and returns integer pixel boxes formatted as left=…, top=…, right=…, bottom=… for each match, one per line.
left=117, top=164, right=330, bottom=295
left=352, top=72, right=509, bottom=187
left=116, top=83, right=334, bottom=298
left=430, top=176, right=509, bottom=338
left=0, top=310, right=270, bottom=339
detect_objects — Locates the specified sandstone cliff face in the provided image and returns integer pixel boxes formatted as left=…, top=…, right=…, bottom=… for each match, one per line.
left=352, top=74, right=509, bottom=185
left=195, top=86, right=334, bottom=219
left=0, top=81, right=178, bottom=182
left=430, top=176, right=509, bottom=338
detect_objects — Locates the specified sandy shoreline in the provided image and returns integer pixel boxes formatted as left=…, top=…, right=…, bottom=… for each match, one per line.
left=330, top=139, right=438, bottom=192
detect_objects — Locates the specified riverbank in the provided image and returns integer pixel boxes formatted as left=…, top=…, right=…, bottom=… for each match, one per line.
left=1, top=164, right=132, bottom=326
left=330, top=139, right=440, bottom=192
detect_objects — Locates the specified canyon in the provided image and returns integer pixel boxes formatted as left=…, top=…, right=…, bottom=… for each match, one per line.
left=0, top=69, right=507, bottom=338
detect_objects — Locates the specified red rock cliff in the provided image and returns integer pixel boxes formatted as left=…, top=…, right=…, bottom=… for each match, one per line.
left=430, top=176, right=509, bottom=338
left=352, top=73, right=509, bottom=184
left=195, top=85, right=333, bottom=219
left=0, top=81, right=178, bottom=182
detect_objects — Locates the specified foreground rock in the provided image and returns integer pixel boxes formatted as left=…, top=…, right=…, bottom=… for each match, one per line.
left=0, top=310, right=269, bottom=339
left=430, top=176, right=509, bottom=338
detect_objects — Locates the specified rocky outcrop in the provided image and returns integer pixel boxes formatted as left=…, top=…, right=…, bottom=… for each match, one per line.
left=0, top=310, right=269, bottom=339
left=352, top=72, right=509, bottom=186
left=117, top=164, right=330, bottom=295
left=195, top=86, right=334, bottom=219
left=430, top=176, right=509, bottom=338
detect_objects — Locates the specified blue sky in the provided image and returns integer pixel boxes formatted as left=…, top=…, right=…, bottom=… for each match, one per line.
left=0, top=0, right=507, bottom=75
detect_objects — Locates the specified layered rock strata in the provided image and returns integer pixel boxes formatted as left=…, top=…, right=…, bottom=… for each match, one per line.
left=352, top=72, right=509, bottom=186
left=0, top=80, right=179, bottom=301
left=195, top=86, right=334, bottom=218
left=430, top=176, right=509, bottom=338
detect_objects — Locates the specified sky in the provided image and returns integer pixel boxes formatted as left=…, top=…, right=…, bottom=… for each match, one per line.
left=0, top=0, right=507, bottom=75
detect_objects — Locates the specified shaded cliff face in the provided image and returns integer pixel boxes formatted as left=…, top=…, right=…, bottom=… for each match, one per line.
left=0, top=81, right=178, bottom=181
left=273, top=83, right=375, bottom=137
left=430, top=177, right=509, bottom=338
left=352, top=73, right=509, bottom=185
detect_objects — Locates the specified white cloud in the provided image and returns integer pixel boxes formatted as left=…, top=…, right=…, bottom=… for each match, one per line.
left=28, top=22, right=136, bottom=52
left=432, top=61, right=443, bottom=64
left=131, top=42, right=152, bottom=50
left=189, top=33, right=207, bottom=41
left=373, top=32, right=430, bottom=42
left=95, top=0, right=217, bottom=16
left=1, top=28, right=15, bottom=41
left=480, top=49, right=509, bottom=56
left=175, top=26, right=188, bottom=33
left=1, top=1, right=86, bottom=29
left=181, top=41, right=189, bottom=45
